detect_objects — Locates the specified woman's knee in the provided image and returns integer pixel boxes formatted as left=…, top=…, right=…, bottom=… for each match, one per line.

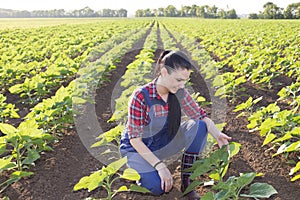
left=198, top=120, right=208, bottom=136
left=139, top=171, right=164, bottom=195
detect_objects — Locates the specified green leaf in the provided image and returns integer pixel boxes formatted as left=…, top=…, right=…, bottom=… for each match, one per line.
left=234, top=97, right=252, bottom=112
left=263, top=133, right=276, bottom=146
left=272, top=133, right=292, bottom=143
left=215, top=87, right=226, bottom=97
left=289, top=161, right=300, bottom=175
left=214, top=187, right=232, bottom=200
left=213, top=75, right=225, bottom=87
left=9, top=109, right=20, bottom=119
left=0, top=137, right=7, bottom=155
left=116, top=185, right=128, bottom=192
left=273, top=143, right=288, bottom=156
left=216, top=123, right=226, bottom=131
left=229, top=142, right=241, bottom=157
left=0, top=123, right=17, bottom=135
left=189, top=160, right=211, bottom=179
left=8, top=84, right=23, bottom=94
left=285, top=141, right=300, bottom=152
left=22, top=149, right=40, bottom=165
left=240, top=182, right=278, bottom=198
left=290, top=127, right=300, bottom=136
left=209, top=172, right=221, bottom=181
left=92, top=125, right=124, bottom=147
left=182, top=180, right=201, bottom=196
left=18, top=119, right=39, bottom=130
left=73, top=170, right=104, bottom=192
left=253, top=96, right=263, bottom=104
left=221, top=164, right=229, bottom=179
left=106, top=157, right=127, bottom=175
left=11, top=171, right=34, bottom=178
left=129, top=184, right=150, bottom=193
left=259, top=118, right=280, bottom=136
left=0, top=158, right=16, bottom=173
left=265, top=103, right=280, bottom=113
left=291, top=174, right=300, bottom=182
left=236, top=172, right=256, bottom=189
left=201, top=191, right=215, bottom=200
left=247, top=120, right=258, bottom=129
left=71, top=96, right=87, bottom=104
left=197, top=96, right=206, bottom=102
left=91, top=137, right=108, bottom=148
left=120, top=168, right=140, bottom=181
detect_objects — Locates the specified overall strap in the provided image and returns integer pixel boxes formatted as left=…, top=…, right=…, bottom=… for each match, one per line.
left=141, top=87, right=152, bottom=107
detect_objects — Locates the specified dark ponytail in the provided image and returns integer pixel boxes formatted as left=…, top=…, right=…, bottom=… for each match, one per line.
left=155, top=50, right=172, bottom=78
left=155, top=50, right=192, bottom=139
left=167, top=89, right=184, bottom=139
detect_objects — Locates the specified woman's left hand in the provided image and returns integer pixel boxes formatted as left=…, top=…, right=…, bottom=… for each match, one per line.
left=216, top=132, right=232, bottom=148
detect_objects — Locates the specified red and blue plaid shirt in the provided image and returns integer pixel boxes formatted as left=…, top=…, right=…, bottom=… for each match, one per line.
left=127, top=79, right=207, bottom=139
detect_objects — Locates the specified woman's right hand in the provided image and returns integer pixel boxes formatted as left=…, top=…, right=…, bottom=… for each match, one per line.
left=157, top=166, right=173, bottom=192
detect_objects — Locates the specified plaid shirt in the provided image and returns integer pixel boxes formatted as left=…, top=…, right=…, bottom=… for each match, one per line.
left=127, top=79, right=207, bottom=139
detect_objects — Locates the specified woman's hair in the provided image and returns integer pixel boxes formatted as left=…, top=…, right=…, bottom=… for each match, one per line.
left=155, top=50, right=192, bottom=139
left=155, top=50, right=192, bottom=78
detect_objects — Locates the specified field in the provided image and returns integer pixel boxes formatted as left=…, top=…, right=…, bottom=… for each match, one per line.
left=0, top=18, right=299, bottom=200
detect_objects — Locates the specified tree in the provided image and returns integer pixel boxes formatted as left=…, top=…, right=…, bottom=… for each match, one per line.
left=248, top=13, right=259, bottom=19
left=102, top=9, right=113, bottom=17
left=16, top=10, right=31, bottom=17
left=157, top=8, right=164, bottom=17
left=190, top=4, right=198, bottom=17
left=284, top=3, right=300, bottom=19
left=143, top=8, right=152, bottom=17
left=80, top=7, right=95, bottom=17
left=135, top=9, right=143, bottom=17
left=180, top=6, right=191, bottom=17
left=263, top=2, right=283, bottom=19
left=118, top=9, right=127, bottom=17
left=207, top=5, right=218, bottom=18
left=153, top=9, right=158, bottom=17
left=218, top=9, right=226, bottom=19
left=227, top=9, right=238, bottom=19
left=164, top=5, right=178, bottom=17
left=196, top=6, right=205, bottom=18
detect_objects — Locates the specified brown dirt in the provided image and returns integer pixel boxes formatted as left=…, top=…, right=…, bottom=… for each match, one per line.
left=1, top=24, right=300, bottom=200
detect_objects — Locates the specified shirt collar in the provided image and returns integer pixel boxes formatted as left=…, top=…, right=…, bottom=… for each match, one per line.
left=149, top=78, right=162, bottom=100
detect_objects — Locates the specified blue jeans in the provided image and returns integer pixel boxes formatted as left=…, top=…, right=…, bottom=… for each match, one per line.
left=136, top=120, right=208, bottom=195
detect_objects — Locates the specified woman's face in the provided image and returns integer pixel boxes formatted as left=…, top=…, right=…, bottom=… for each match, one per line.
left=161, top=67, right=190, bottom=94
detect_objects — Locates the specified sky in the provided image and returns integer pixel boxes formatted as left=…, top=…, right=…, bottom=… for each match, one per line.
left=0, top=0, right=299, bottom=16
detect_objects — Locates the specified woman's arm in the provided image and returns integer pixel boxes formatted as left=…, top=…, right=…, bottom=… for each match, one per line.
left=202, top=117, right=232, bottom=148
left=130, top=137, right=161, bottom=167
left=180, top=89, right=231, bottom=148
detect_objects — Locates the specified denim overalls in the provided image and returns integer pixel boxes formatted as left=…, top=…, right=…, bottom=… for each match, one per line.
left=120, top=87, right=207, bottom=195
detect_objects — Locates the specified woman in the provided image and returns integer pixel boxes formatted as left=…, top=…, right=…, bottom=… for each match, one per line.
left=120, top=50, right=231, bottom=200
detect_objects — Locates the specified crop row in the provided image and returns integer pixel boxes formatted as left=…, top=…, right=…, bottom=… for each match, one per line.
left=1, top=20, right=149, bottom=106
left=77, top=20, right=278, bottom=199
left=160, top=19, right=299, bottom=181
left=73, top=20, right=159, bottom=198
left=0, top=19, right=153, bottom=193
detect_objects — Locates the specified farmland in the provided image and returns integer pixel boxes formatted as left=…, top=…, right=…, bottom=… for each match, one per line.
left=0, top=18, right=299, bottom=199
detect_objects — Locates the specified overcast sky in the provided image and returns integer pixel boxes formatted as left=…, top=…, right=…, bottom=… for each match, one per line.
left=0, top=0, right=299, bottom=16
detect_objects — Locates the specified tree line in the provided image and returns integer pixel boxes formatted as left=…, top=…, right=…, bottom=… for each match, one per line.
left=0, top=7, right=127, bottom=18
left=0, top=2, right=299, bottom=19
left=249, top=2, right=300, bottom=19
left=135, top=5, right=238, bottom=19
